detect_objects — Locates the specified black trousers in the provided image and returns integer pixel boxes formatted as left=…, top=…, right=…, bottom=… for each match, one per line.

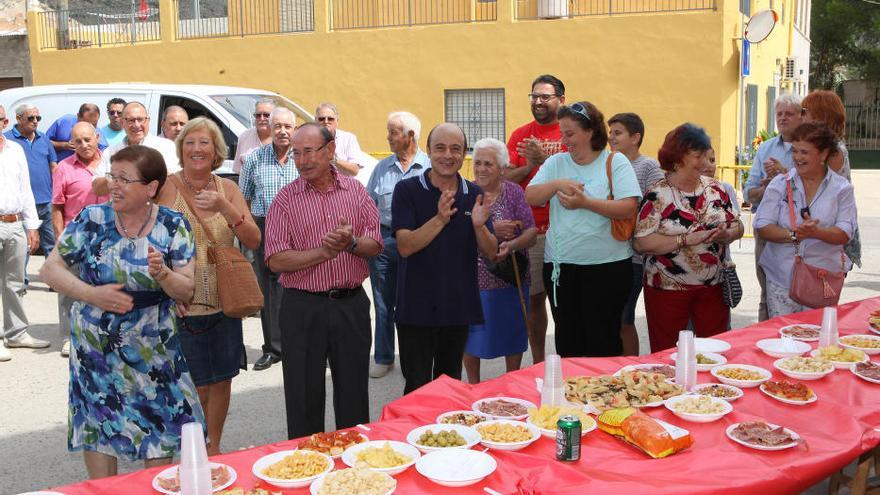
left=253, top=216, right=283, bottom=357
left=397, top=324, right=469, bottom=395
left=280, top=287, right=371, bottom=439
left=543, top=259, right=632, bottom=358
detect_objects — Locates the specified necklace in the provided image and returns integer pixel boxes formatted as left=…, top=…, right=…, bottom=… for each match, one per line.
left=182, top=172, right=211, bottom=194
left=117, top=204, right=154, bottom=246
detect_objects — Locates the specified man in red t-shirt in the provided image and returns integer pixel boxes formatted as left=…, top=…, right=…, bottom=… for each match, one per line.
left=505, top=74, right=566, bottom=364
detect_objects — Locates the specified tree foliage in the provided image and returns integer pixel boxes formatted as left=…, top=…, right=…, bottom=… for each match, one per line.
left=810, top=0, right=880, bottom=89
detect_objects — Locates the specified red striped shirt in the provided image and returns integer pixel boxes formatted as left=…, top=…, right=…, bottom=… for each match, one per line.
left=264, top=169, right=382, bottom=291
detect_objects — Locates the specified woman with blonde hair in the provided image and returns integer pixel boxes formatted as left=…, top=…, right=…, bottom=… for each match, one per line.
left=158, top=117, right=260, bottom=455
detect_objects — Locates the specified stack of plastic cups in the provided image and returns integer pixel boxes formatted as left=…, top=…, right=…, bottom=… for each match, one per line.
left=819, top=306, right=839, bottom=348
left=179, top=422, right=212, bottom=495
left=674, top=330, right=697, bottom=392
left=541, top=354, right=565, bottom=406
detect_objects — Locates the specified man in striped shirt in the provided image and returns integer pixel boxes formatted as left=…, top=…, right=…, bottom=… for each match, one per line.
left=240, top=107, right=299, bottom=371
left=265, top=123, right=382, bottom=439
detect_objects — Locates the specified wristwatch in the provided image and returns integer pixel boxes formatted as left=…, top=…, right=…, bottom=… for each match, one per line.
left=347, top=236, right=359, bottom=253
left=789, top=230, right=798, bottom=243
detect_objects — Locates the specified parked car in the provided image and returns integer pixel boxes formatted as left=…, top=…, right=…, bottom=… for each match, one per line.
left=0, top=83, right=313, bottom=177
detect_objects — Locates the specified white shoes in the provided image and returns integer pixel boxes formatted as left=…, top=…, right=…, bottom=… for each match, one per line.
left=0, top=345, right=10, bottom=362
left=6, top=333, right=51, bottom=349
left=61, top=339, right=71, bottom=357
left=369, top=363, right=394, bottom=378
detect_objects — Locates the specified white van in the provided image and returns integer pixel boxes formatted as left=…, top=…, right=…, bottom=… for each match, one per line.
left=0, top=83, right=313, bottom=175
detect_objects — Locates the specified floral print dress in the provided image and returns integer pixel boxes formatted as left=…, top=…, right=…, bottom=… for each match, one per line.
left=57, top=203, right=206, bottom=460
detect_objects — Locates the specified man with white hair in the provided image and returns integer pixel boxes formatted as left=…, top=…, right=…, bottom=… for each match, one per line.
left=159, top=105, right=189, bottom=141
left=745, top=93, right=803, bottom=322
left=234, top=98, right=276, bottom=174
left=315, top=103, right=377, bottom=181
left=91, top=101, right=179, bottom=196
left=240, top=107, right=299, bottom=371
left=0, top=104, right=43, bottom=360
left=364, top=111, right=430, bottom=378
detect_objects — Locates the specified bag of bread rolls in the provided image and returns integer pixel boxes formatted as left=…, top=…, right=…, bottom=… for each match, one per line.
left=598, top=408, right=693, bottom=458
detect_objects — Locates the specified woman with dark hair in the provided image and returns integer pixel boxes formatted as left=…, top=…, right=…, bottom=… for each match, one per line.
left=754, top=122, right=856, bottom=317
left=633, top=124, right=743, bottom=353
left=40, top=145, right=205, bottom=478
left=525, top=101, right=641, bottom=357
left=158, top=117, right=260, bottom=455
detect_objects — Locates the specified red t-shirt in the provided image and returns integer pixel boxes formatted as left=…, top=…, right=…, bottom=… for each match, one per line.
left=506, top=121, right=565, bottom=232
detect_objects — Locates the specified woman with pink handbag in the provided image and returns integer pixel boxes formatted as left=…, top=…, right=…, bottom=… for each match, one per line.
left=754, top=123, right=857, bottom=317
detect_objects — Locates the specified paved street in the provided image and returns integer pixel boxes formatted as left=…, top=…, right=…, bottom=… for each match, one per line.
left=2, top=171, right=879, bottom=494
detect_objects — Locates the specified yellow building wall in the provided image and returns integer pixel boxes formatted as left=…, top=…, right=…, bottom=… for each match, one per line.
left=27, top=0, right=794, bottom=180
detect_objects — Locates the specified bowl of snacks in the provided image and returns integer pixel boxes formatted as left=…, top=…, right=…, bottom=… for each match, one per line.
left=851, top=361, right=880, bottom=384
left=759, top=380, right=817, bottom=405
left=664, top=394, right=733, bottom=423
left=472, top=397, right=536, bottom=420
left=475, top=419, right=540, bottom=451
left=341, top=440, right=420, bottom=476
left=779, top=324, right=821, bottom=342
left=691, top=383, right=744, bottom=401
left=773, top=356, right=834, bottom=380
left=310, top=467, right=396, bottom=495
left=839, top=335, right=880, bottom=356
left=415, top=448, right=497, bottom=487
left=298, top=430, right=369, bottom=458
left=406, top=424, right=481, bottom=454
left=527, top=404, right=597, bottom=438
left=755, top=338, right=811, bottom=358
left=252, top=450, right=333, bottom=489
left=668, top=352, right=727, bottom=372
left=869, top=310, right=880, bottom=335
left=811, top=346, right=868, bottom=369
left=435, top=410, right=492, bottom=427
left=710, top=364, right=771, bottom=388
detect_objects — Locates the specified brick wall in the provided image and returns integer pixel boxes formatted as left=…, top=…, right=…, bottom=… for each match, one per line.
left=0, top=34, right=32, bottom=87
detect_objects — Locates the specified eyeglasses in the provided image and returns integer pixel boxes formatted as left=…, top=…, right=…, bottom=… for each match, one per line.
left=569, top=103, right=592, bottom=122
left=254, top=112, right=271, bottom=119
left=124, top=117, right=147, bottom=125
left=106, top=173, right=149, bottom=185
left=291, top=141, right=331, bottom=160
left=26, top=115, right=42, bottom=122
left=528, top=93, right=559, bottom=103
left=108, top=110, right=123, bottom=116
left=317, top=116, right=336, bottom=122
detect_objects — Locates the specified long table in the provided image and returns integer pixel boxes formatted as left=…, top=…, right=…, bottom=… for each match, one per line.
left=44, top=297, right=880, bottom=495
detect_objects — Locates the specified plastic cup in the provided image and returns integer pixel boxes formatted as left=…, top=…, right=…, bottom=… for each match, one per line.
left=179, top=422, right=211, bottom=495
left=675, top=330, right=697, bottom=391
left=541, top=354, right=565, bottom=406
left=819, top=307, right=839, bottom=348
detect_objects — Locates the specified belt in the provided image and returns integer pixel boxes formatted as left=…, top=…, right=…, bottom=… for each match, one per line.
left=122, top=290, right=169, bottom=309
left=0, top=213, right=21, bottom=223
left=296, top=286, right=362, bottom=300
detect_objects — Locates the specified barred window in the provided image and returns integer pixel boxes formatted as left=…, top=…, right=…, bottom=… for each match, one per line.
left=444, top=89, right=505, bottom=151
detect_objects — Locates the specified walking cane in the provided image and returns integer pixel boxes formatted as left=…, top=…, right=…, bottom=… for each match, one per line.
left=510, top=251, right=529, bottom=323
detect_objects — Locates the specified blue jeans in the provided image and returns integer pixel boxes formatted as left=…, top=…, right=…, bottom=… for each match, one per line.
left=368, top=227, right=399, bottom=365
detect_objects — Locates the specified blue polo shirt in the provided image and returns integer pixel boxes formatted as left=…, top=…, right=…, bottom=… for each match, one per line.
left=392, top=169, right=487, bottom=327
left=101, top=124, right=125, bottom=146
left=5, top=125, right=57, bottom=204
left=46, top=114, right=109, bottom=161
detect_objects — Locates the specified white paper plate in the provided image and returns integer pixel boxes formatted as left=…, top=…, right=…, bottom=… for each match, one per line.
left=838, top=335, right=880, bottom=356
left=614, top=363, right=676, bottom=379
left=435, top=410, right=492, bottom=427
left=694, top=338, right=732, bottom=354
left=472, top=397, right=536, bottom=420
left=415, top=448, right=497, bottom=487
left=669, top=352, right=727, bottom=372
left=726, top=422, right=800, bottom=451
left=475, top=419, right=541, bottom=451
left=299, top=433, right=369, bottom=459
left=691, top=383, right=744, bottom=401
left=755, top=338, right=811, bottom=358
left=252, top=450, right=333, bottom=489
left=527, top=414, right=597, bottom=438
left=406, top=424, right=481, bottom=453
left=341, top=440, right=420, bottom=476
left=759, top=382, right=818, bottom=405
left=309, top=469, right=396, bottom=495
left=779, top=324, right=821, bottom=342
left=773, top=357, right=834, bottom=380
left=710, top=364, right=771, bottom=388
left=851, top=362, right=880, bottom=384
left=869, top=322, right=880, bottom=336
left=152, top=462, right=237, bottom=494
left=810, top=348, right=869, bottom=369
left=664, top=394, right=733, bottom=423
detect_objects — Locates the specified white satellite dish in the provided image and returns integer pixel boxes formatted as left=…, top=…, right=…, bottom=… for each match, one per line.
left=744, top=10, right=778, bottom=43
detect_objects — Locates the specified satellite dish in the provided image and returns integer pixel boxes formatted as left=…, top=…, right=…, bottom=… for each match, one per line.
left=744, top=10, right=778, bottom=43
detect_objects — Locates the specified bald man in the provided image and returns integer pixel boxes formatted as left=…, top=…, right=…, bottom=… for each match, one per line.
left=52, top=121, right=109, bottom=356
left=160, top=105, right=189, bottom=141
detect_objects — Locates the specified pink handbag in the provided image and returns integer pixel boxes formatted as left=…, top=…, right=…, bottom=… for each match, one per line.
left=786, top=178, right=845, bottom=308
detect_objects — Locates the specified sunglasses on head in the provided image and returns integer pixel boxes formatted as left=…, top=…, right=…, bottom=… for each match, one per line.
left=568, top=103, right=591, bottom=122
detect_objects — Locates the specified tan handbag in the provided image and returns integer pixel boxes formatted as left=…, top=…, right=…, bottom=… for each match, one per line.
left=605, top=151, right=636, bottom=241
left=786, top=178, right=845, bottom=308
left=172, top=175, right=264, bottom=318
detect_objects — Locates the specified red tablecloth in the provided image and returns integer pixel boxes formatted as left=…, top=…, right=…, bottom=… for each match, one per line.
left=46, top=297, right=880, bottom=495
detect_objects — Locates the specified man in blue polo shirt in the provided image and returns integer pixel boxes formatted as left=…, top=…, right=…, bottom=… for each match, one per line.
left=46, top=103, right=109, bottom=162
left=5, top=104, right=57, bottom=258
left=392, top=123, right=498, bottom=394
